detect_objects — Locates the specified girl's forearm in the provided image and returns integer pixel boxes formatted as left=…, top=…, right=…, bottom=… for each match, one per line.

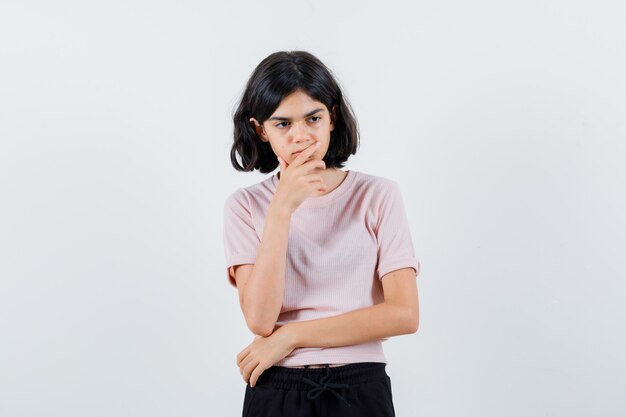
left=285, top=302, right=417, bottom=349
left=243, top=202, right=292, bottom=336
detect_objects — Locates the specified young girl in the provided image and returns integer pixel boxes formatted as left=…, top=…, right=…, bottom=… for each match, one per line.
left=223, top=50, right=421, bottom=417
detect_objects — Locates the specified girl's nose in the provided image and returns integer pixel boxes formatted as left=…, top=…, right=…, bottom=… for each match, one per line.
left=291, top=120, right=311, bottom=141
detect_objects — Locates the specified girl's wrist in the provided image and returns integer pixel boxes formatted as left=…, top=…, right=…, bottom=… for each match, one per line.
left=280, top=322, right=301, bottom=350
left=268, top=199, right=293, bottom=218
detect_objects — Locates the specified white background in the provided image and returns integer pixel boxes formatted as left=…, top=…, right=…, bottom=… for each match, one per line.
left=1, top=1, right=625, bottom=416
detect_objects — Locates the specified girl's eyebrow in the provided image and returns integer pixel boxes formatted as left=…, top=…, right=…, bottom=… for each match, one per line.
left=268, top=108, right=324, bottom=121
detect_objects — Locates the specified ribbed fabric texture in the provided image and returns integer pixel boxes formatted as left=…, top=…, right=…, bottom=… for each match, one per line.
left=222, top=170, right=420, bottom=366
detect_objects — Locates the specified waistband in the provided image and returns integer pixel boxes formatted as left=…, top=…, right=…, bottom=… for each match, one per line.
left=254, top=362, right=388, bottom=407
left=258, top=362, right=388, bottom=389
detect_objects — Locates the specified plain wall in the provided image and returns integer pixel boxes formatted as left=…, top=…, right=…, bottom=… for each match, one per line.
left=1, top=1, right=625, bottom=416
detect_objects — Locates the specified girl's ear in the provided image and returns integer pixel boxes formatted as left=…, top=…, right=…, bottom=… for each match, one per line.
left=249, top=117, right=268, bottom=141
left=330, top=105, right=337, bottom=132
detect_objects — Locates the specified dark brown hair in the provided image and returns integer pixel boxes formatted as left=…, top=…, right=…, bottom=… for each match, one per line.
left=230, top=51, right=359, bottom=173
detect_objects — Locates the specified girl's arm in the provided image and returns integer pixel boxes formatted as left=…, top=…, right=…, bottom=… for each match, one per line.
left=283, top=268, right=419, bottom=348
left=236, top=267, right=419, bottom=388
left=240, top=201, right=292, bottom=336
left=240, top=144, right=324, bottom=336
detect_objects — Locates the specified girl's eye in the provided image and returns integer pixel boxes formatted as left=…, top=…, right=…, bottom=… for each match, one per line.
left=275, top=116, right=321, bottom=128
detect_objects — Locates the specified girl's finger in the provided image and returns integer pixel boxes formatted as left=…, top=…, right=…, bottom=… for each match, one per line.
left=239, top=354, right=255, bottom=375
left=277, top=155, right=289, bottom=171
left=291, top=141, right=319, bottom=167
left=243, top=358, right=260, bottom=384
left=250, top=363, right=267, bottom=388
left=236, top=347, right=250, bottom=366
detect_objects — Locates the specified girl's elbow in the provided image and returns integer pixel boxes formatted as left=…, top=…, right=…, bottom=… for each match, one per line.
left=242, top=300, right=278, bottom=337
left=405, top=308, right=419, bottom=334
left=243, top=310, right=275, bottom=337
left=407, top=319, right=419, bottom=334
left=248, top=321, right=274, bottom=337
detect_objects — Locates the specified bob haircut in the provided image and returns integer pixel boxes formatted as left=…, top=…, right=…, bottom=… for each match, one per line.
left=231, top=50, right=359, bottom=173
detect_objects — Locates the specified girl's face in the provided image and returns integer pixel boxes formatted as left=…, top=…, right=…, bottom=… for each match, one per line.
left=249, top=89, right=336, bottom=165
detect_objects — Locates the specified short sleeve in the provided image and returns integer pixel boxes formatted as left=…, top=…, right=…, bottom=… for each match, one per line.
left=374, top=181, right=421, bottom=280
left=223, top=189, right=260, bottom=288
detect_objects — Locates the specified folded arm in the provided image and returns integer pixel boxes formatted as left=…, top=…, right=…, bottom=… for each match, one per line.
left=284, top=267, right=419, bottom=349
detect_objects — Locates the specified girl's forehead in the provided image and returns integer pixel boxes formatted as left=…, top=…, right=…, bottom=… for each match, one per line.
left=273, top=92, right=325, bottom=113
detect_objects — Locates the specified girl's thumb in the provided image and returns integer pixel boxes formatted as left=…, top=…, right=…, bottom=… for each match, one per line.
left=277, top=156, right=285, bottom=170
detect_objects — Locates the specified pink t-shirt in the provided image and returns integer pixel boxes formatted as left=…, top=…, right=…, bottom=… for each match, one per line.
left=222, top=169, right=420, bottom=366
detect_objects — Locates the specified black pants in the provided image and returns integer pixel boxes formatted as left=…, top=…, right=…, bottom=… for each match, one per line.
left=242, top=362, right=395, bottom=417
